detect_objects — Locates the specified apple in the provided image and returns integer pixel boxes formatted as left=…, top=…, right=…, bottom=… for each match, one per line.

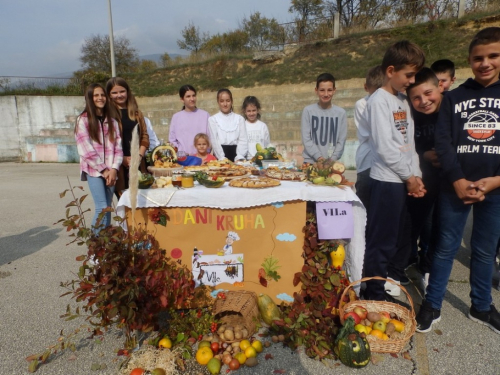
left=379, top=311, right=391, bottom=324
left=372, top=320, right=386, bottom=333
left=210, top=342, right=220, bottom=354
left=353, top=306, right=368, bottom=320
left=344, top=311, right=361, bottom=325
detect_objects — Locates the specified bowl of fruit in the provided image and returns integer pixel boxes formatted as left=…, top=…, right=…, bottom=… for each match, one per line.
left=194, top=171, right=225, bottom=188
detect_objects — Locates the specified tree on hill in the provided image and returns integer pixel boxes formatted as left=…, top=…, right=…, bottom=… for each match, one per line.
left=177, top=22, right=204, bottom=54
left=241, top=12, right=284, bottom=50
left=80, top=34, right=139, bottom=74
left=160, top=53, right=171, bottom=68
left=289, top=0, right=325, bottom=41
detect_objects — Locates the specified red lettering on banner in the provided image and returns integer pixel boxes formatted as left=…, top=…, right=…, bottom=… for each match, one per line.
left=216, top=215, right=225, bottom=230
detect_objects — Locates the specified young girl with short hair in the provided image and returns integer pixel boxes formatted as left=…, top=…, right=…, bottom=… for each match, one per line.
left=75, top=83, right=123, bottom=228
left=193, top=133, right=217, bottom=164
left=241, top=96, right=270, bottom=159
left=208, top=88, right=248, bottom=161
left=169, top=84, right=210, bottom=155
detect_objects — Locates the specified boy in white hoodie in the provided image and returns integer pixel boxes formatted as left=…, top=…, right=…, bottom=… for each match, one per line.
left=360, top=41, right=426, bottom=303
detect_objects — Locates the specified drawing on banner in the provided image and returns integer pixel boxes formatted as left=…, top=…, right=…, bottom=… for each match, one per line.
left=192, top=254, right=244, bottom=287
left=217, top=231, right=240, bottom=255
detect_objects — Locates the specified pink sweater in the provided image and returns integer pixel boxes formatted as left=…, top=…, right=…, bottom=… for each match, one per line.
left=169, top=109, right=209, bottom=155
left=75, top=113, right=123, bottom=179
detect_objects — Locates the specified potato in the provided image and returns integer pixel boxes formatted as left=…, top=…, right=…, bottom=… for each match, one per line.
left=367, top=312, right=382, bottom=323
left=271, top=335, right=279, bottom=343
left=219, top=333, right=225, bottom=341
left=218, top=325, right=226, bottom=334
left=240, top=328, right=248, bottom=338
left=234, top=324, right=243, bottom=331
left=278, top=334, right=285, bottom=342
left=385, top=322, right=396, bottom=336
left=245, top=357, right=258, bottom=367
left=231, top=342, right=241, bottom=348
left=232, top=346, right=240, bottom=354
left=234, top=331, right=243, bottom=340
left=224, top=330, right=235, bottom=341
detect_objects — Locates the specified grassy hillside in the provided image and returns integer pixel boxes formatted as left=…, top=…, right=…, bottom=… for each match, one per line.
left=126, top=12, right=500, bottom=97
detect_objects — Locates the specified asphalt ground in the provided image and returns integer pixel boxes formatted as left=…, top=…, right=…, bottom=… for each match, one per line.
left=0, top=162, right=499, bottom=375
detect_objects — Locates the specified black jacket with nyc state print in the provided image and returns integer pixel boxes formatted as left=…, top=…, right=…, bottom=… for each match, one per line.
left=435, top=78, right=500, bottom=195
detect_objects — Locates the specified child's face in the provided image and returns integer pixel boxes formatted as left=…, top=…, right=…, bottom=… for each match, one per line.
left=469, top=42, right=500, bottom=87
left=93, top=87, right=106, bottom=113
left=245, top=104, right=259, bottom=123
left=435, top=72, right=455, bottom=92
left=388, top=65, right=419, bottom=93
left=109, top=85, right=128, bottom=109
left=182, top=90, right=197, bottom=111
left=195, top=138, right=209, bottom=155
left=408, top=82, right=442, bottom=115
left=315, top=81, right=336, bottom=107
left=218, top=92, right=232, bottom=114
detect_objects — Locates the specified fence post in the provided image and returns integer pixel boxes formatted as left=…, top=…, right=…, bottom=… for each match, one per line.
left=458, top=0, right=465, bottom=18
left=334, top=13, right=340, bottom=39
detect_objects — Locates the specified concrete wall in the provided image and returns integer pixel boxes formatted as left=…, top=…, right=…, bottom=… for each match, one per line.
left=0, top=70, right=470, bottom=167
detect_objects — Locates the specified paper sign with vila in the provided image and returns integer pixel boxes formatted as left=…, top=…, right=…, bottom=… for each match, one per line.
left=316, top=202, right=354, bottom=240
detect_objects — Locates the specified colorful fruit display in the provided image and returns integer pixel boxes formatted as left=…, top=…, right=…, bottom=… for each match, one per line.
left=344, top=308, right=406, bottom=341
left=306, top=159, right=347, bottom=185
left=251, top=143, right=283, bottom=166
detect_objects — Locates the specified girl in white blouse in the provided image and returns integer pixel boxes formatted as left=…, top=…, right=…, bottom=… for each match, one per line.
left=208, top=88, right=248, bottom=161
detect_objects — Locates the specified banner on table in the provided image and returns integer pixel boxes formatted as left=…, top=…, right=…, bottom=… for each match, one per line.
left=127, top=201, right=306, bottom=304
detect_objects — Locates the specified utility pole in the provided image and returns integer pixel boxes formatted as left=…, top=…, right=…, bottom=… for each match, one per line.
left=458, top=0, right=465, bottom=18
left=107, top=0, right=116, bottom=77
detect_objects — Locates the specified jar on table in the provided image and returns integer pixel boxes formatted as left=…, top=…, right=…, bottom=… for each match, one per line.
left=172, top=172, right=182, bottom=187
left=181, top=173, right=194, bottom=188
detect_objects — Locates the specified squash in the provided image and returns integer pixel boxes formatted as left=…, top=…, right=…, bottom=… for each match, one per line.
left=330, top=244, right=346, bottom=269
left=334, top=317, right=371, bottom=368
left=257, top=294, right=281, bottom=325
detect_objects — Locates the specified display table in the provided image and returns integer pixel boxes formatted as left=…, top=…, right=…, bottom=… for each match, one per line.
left=117, top=181, right=366, bottom=303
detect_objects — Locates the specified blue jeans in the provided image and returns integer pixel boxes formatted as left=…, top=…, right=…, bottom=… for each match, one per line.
left=87, top=175, right=115, bottom=229
left=426, top=192, right=500, bottom=311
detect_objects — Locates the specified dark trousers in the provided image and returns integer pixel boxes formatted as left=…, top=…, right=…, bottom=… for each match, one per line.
left=355, top=168, right=372, bottom=213
left=363, top=180, right=412, bottom=300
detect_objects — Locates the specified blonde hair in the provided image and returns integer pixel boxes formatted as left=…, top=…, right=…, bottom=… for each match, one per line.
left=194, top=133, right=211, bottom=148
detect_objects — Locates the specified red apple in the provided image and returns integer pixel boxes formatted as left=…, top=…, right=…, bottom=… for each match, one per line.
left=210, top=342, right=220, bottom=354
left=344, top=311, right=361, bottom=325
left=353, top=306, right=368, bottom=320
left=379, top=311, right=391, bottom=324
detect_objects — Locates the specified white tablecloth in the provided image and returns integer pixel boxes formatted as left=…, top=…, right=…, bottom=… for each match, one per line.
left=117, top=181, right=366, bottom=285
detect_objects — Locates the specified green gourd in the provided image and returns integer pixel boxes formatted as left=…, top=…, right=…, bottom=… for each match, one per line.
left=257, top=294, right=281, bottom=325
left=334, top=317, right=371, bottom=368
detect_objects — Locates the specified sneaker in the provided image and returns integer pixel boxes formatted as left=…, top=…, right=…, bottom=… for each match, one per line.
left=385, top=277, right=401, bottom=297
left=468, top=305, right=500, bottom=334
left=400, top=275, right=410, bottom=286
left=416, top=300, right=441, bottom=333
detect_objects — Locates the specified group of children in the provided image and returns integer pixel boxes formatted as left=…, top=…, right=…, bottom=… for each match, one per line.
left=351, top=27, right=500, bottom=335
left=168, top=86, right=270, bottom=163
left=74, top=26, right=500, bottom=336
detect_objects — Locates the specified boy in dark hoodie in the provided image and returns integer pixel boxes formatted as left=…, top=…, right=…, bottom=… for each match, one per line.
left=416, top=27, right=500, bottom=334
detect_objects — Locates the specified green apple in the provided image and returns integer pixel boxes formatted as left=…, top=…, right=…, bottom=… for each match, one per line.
left=372, top=320, right=386, bottom=333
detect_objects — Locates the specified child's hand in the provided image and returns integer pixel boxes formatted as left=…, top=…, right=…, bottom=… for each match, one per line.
left=423, top=149, right=440, bottom=168
left=453, top=178, right=485, bottom=204
left=406, top=176, right=426, bottom=198
left=106, top=169, right=117, bottom=186
left=469, top=176, right=500, bottom=195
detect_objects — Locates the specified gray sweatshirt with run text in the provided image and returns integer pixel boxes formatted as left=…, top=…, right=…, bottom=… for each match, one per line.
left=301, top=103, right=347, bottom=163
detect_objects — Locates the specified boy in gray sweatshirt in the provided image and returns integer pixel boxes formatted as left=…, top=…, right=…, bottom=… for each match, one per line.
left=360, top=41, right=426, bottom=303
left=301, top=73, right=347, bottom=164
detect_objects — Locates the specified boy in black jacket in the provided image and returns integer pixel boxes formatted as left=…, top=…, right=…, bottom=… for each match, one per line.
left=416, top=27, right=500, bottom=334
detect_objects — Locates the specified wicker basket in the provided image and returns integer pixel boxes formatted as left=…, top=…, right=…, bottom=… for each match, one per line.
left=213, top=291, right=259, bottom=343
left=339, top=276, right=416, bottom=353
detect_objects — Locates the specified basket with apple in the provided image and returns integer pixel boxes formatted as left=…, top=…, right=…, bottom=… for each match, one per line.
left=339, top=276, right=416, bottom=353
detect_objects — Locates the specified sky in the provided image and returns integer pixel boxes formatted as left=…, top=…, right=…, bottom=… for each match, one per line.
left=0, top=0, right=292, bottom=77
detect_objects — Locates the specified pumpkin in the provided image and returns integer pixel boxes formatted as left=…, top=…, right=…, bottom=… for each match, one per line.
left=330, top=244, right=346, bottom=269
left=334, top=317, right=371, bottom=368
left=257, top=294, right=281, bottom=325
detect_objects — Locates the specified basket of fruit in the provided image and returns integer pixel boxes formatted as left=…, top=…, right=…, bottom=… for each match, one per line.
left=339, top=277, right=416, bottom=353
left=213, top=291, right=259, bottom=343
